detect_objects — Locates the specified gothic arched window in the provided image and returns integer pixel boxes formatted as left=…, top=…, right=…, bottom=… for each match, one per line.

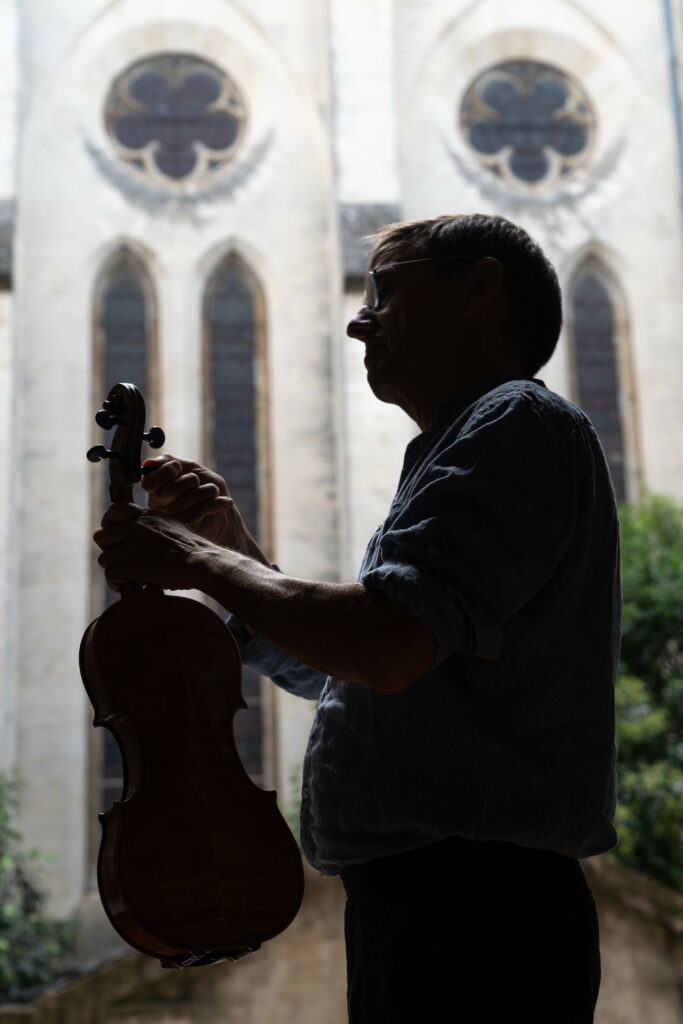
left=98, top=259, right=152, bottom=398
left=204, top=256, right=269, bottom=784
left=571, top=266, right=634, bottom=503
left=91, top=250, right=156, bottom=823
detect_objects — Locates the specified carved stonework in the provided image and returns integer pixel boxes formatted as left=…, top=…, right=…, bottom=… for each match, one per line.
left=105, top=53, right=247, bottom=187
left=460, top=61, right=595, bottom=189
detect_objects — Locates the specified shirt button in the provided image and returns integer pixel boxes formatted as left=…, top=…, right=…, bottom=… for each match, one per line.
left=427, top=545, right=440, bottom=556
left=302, top=787, right=310, bottom=799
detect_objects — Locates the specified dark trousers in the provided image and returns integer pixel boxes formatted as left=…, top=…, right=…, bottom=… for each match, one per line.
left=341, top=836, right=600, bottom=1024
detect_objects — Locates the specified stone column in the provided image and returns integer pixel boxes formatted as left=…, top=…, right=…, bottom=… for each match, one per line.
left=0, top=0, right=18, bottom=773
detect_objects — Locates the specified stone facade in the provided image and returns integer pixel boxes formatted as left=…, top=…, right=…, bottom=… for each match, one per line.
left=0, top=860, right=681, bottom=1022
left=0, top=0, right=682, bottom=1018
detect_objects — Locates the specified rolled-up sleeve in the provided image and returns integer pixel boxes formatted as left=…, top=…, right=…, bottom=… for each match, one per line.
left=361, top=394, right=579, bottom=663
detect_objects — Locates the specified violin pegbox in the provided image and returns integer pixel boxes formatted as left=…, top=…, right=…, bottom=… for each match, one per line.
left=87, top=383, right=165, bottom=503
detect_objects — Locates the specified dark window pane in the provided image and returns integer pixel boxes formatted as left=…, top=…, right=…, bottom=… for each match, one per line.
left=550, top=120, right=587, bottom=156
left=573, top=272, right=626, bottom=502
left=103, top=269, right=148, bottom=395
left=510, top=147, right=549, bottom=183
left=206, top=263, right=264, bottom=781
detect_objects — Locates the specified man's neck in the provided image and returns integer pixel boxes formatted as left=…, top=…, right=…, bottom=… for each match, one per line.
left=406, top=366, right=523, bottom=431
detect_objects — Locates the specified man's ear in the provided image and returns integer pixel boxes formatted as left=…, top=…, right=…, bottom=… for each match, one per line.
left=463, top=257, right=505, bottom=318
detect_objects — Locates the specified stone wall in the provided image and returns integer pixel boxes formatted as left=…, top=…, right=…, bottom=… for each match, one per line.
left=585, top=857, right=683, bottom=1023
left=394, top=0, right=683, bottom=500
left=12, top=0, right=339, bottom=916
left=0, top=858, right=681, bottom=1022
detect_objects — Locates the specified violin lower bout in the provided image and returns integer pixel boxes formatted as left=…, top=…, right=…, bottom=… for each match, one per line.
left=80, top=594, right=304, bottom=965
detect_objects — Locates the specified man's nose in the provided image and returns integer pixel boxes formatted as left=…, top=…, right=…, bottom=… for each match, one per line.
left=346, top=307, right=378, bottom=341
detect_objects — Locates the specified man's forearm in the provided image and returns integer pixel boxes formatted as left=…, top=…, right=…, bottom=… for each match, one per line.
left=188, top=546, right=434, bottom=694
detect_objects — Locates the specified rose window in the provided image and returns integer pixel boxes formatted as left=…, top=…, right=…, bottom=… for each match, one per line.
left=459, top=61, right=594, bottom=187
left=105, top=54, right=246, bottom=184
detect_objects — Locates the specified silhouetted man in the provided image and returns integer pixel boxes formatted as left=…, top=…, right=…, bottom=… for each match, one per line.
left=95, top=214, right=619, bottom=1023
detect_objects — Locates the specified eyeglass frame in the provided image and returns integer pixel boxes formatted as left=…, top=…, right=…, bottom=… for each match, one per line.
left=364, top=255, right=477, bottom=311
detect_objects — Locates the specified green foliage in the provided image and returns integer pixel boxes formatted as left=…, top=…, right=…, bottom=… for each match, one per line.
left=614, top=675, right=683, bottom=890
left=619, top=494, right=683, bottom=689
left=0, top=775, right=76, bottom=1002
left=614, top=494, right=683, bottom=891
left=283, top=769, right=302, bottom=845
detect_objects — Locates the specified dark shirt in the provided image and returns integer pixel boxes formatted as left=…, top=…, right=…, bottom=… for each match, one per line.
left=232, top=379, right=620, bottom=874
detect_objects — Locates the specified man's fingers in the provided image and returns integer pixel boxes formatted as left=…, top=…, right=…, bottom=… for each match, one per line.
left=147, top=472, right=203, bottom=509
left=140, top=453, right=176, bottom=488
left=94, top=521, right=140, bottom=550
left=142, top=458, right=183, bottom=494
left=171, top=494, right=233, bottom=524
left=154, top=484, right=223, bottom=518
left=142, top=455, right=204, bottom=486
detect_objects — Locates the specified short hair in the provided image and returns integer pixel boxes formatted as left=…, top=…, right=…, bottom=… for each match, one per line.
left=367, top=214, right=562, bottom=378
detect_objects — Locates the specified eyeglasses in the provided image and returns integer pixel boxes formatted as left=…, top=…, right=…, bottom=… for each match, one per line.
left=364, top=256, right=475, bottom=311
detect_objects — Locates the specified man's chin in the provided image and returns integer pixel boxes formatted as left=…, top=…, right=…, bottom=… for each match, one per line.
left=366, top=368, right=400, bottom=406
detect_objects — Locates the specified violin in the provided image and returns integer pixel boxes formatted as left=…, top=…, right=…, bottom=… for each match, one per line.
left=80, top=382, right=304, bottom=968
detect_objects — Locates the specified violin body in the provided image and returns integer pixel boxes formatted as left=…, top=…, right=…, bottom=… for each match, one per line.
left=81, top=383, right=304, bottom=968
left=81, top=592, right=304, bottom=966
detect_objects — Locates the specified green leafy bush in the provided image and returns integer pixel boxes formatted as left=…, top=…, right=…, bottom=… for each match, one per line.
left=619, top=493, right=683, bottom=688
left=614, top=675, right=683, bottom=889
left=614, top=495, right=683, bottom=891
left=0, top=774, right=76, bottom=1001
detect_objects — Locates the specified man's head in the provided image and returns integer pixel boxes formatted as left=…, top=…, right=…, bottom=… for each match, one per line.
left=347, top=213, right=562, bottom=427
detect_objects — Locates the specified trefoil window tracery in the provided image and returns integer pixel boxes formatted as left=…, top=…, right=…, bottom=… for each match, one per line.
left=460, top=60, right=595, bottom=188
left=105, top=54, right=246, bottom=185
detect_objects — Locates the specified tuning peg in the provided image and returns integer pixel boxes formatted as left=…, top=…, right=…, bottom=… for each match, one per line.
left=87, top=445, right=115, bottom=463
left=143, top=426, right=165, bottom=449
left=95, top=394, right=126, bottom=430
left=103, top=395, right=123, bottom=414
left=95, top=409, right=123, bottom=430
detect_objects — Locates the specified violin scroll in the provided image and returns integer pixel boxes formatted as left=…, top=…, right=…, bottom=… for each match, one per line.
left=88, top=383, right=165, bottom=503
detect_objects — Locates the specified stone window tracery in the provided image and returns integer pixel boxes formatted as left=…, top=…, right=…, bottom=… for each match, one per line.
left=105, top=54, right=246, bottom=185
left=460, top=61, right=595, bottom=188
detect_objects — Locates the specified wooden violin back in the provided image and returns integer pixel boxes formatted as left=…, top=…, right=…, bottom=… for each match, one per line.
left=81, top=383, right=304, bottom=968
left=81, top=593, right=304, bottom=966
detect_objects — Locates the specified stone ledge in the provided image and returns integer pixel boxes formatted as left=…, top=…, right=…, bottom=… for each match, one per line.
left=0, top=870, right=346, bottom=1023
left=0, top=950, right=149, bottom=1024
left=583, top=854, right=683, bottom=934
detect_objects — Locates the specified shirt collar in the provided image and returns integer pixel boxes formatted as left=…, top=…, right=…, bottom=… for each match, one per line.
left=425, top=377, right=546, bottom=434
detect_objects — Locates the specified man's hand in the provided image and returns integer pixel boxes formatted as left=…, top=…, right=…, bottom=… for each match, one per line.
left=93, top=502, right=215, bottom=592
left=142, top=455, right=270, bottom=565
left=94, top=504, right=435, bottom=693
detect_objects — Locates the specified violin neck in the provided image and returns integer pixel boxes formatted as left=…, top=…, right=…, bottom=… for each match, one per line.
left=109, top=479, right=134, bottom=504
left=108, top=480, right=142, bottom=598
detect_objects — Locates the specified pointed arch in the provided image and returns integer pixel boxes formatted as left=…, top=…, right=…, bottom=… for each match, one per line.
left=93, top=245, right=158, bottom=415
left=567, top=256, right=641, bottom=503
left=203, top=251, right=271, bottom=550
left=202, top=252, right=271, bottom=785
left=92, top=245, right=158, bottom=532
